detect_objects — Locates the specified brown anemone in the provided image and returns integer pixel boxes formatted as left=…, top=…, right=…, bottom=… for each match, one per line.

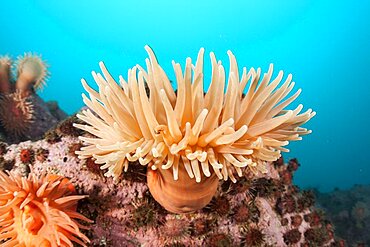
left=0, top=91, right=34, bottom=139
left=75, top=46, right=315, bottom=213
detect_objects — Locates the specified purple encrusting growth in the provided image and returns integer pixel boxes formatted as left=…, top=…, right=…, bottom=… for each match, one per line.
left=0, top=118, right=344, bottom=246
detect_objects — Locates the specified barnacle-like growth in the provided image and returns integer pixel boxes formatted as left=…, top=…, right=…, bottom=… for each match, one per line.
left=15, top=53, right=49, bottom=92
left=0, top=171, right=91, bottom=246
left=0, top=91, right=34, bottom=139
left=75, top=46, right=315, bottom=213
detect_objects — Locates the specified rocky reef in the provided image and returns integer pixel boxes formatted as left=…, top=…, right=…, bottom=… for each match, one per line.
left=0, top=117, right=344, bottom=246
left=0, top=49, right=358, bottom=246
left=315, top=185, right=370, bottom=246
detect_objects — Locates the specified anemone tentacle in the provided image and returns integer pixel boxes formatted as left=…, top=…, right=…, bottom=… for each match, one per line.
left=15, top=52, right=49, bottom=91
left=0, top=171, right=91, bottom=246
left=0, top=91, right=35, bottom=139
left=75, top=46, right=315, bottom=183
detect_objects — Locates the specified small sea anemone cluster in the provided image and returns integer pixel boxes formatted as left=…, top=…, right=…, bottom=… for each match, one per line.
left=83, top=154, right=338, bottom=246
left=272, top=158, right=336, bottom=246
left=75, top=46, right=315, bottom=213
left=0, top=53, right=49, bottom=142
left=1, top=133, right=344, bottom=246
left=0, top=171, right=91, bottom=246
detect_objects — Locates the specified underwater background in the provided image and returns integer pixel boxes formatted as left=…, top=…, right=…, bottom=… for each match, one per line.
left=1, top=0, right=369, bottom=193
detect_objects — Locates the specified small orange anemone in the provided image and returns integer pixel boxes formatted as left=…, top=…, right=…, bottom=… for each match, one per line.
left=0, top=171, right=91, bottom=247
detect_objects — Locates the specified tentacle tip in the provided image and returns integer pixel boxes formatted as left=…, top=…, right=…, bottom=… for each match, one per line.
left=202, top=108, right=209, bottom=114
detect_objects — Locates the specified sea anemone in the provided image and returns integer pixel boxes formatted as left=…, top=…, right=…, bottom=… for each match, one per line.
left=0, top=91, right=34, bottom=139
left=0, top=171, right=91, bottom=246
left=0, top=56, right=12, bottom=94
left=205, top=233, right=233, bottom=247
left=35, top=148, right=50, bottom=162
left=283, top=229, right=302, bottom=245
left=0, top=56, right=11, bottom=69
left=15, top=53, right=49, bottom=93
left=19, top=148, right=35, bottom=164
left=161, top=217, right=190, bottom=245
left=75, top=46, right=315, bottom=213
left=241, top=227, right=265, bottom=246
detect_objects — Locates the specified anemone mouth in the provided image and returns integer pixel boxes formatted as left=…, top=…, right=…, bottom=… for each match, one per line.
left=75, top=45, right=315, bottom=184
left=0, top=91, right=34, bottom=139
left=15, top=52, right=49, bottom=91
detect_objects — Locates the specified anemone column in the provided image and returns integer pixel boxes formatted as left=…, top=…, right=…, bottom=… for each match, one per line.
left=15, top=53, right=48, bottom=96
left=75, top=46, right=315, bottom=214
left=0, top=56, right=12, bottom=94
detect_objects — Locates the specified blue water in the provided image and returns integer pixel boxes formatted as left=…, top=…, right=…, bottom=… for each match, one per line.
left=1, top=0, right=369, bottom=192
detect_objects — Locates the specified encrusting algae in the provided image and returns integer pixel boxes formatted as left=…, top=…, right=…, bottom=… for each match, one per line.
left=75, top=45, right=315, bottom=213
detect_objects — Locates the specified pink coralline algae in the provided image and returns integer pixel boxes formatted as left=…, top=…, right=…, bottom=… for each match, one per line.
left=0, top=120, right=341, bottom=246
